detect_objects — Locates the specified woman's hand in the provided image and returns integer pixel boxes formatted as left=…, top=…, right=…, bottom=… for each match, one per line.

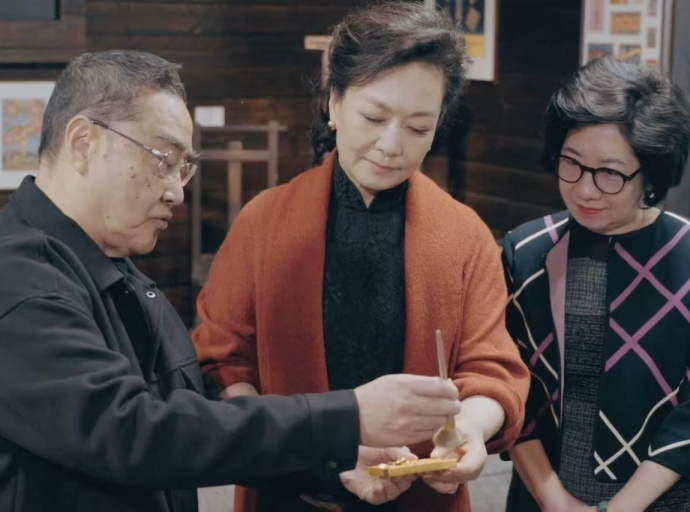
left=422, top=420, right=487, bottom=494
left=339, top=446, right=418, bottom=505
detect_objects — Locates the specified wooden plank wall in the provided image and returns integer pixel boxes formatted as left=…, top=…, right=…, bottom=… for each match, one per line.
left=425, top=0, right=579, bottom=237
left=0, top=0, right=580, bottom=325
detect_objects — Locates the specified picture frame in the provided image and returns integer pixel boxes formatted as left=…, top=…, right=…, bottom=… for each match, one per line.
left=425, top=0, right=499, bottom=82
left=580, top=0, right=674, bottom=73
left=0, top=82, right=55, bottom=190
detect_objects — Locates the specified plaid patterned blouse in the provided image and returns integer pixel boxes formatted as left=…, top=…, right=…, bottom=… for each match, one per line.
left=502, top=211, right=690, bottom=509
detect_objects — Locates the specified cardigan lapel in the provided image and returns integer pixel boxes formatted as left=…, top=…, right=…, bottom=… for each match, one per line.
left=401, top=173, right=460, bottom=378
left=261, top=160, right=460, bottom=394
left=259, top=153, right=335, bottom=395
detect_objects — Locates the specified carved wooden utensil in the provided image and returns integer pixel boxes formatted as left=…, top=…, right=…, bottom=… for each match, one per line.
left=431, top=329, right=469, bottom=451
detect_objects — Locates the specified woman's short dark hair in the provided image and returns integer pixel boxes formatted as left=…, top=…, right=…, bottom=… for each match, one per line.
left=542, top=57, right=690, bottom=207
left=309, top=1, right=468, bottom=164
left=39, top=50, right=186, bottom=162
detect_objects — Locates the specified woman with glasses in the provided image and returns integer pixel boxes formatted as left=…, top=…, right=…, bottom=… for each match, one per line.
left=503, top=57, right=690, bottom=512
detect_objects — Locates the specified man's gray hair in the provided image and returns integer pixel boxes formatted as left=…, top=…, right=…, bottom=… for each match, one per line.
left=39, top=50, right=187, bottom=161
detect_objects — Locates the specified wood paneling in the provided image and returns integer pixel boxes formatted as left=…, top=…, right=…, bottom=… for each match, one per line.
left=88, top=3, right=355, bottom=35
left=102, top=0, right=361, bottom=323
left=0, top=0, right=86, bottom=63
left=464, top=192, right=556, bottom=235
left=447, top=0, right=581, bottom=231
left=0, top=0, right=582, bottom=325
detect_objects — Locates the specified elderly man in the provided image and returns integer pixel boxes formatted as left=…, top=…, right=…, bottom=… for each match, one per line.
left=0, top=51, right=462, bottom=512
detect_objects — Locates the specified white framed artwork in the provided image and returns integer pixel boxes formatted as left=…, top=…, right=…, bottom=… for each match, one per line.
left=425, top=0, right=499, bottom=82
left=580, top=0, right=673, bottom=73
left=0, top=81, right=55, bottom=190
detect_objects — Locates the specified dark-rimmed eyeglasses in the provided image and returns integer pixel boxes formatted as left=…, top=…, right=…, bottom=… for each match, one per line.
left=556, top=154, right=642, bottom=195
left=90, top=119, right=198, bottom=186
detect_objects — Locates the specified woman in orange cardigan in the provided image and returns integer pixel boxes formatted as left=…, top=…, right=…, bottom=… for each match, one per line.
left=193, top=3, right=528, bottom=512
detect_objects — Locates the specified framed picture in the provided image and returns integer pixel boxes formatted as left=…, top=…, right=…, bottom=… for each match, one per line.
left=0, top=82, right=54, bottom=190
left=580, top=0, right=674, bottom=73
left=425, top=0, right=499, bottom=82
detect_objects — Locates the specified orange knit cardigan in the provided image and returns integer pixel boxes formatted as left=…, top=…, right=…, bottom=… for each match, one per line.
left=193, top=153, right=529, bottom=512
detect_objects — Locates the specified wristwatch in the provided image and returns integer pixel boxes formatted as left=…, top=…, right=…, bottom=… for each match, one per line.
left=597, top=501, right=609, bottom=512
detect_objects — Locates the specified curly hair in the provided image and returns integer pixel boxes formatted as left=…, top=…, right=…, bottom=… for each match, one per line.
left=542, top=57, right=690, bottom=207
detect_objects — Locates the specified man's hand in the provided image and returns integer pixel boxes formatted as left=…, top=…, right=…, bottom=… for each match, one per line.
left=354, top=374, right=461, bottom=447
left=340, top=446, right=418, bottom=505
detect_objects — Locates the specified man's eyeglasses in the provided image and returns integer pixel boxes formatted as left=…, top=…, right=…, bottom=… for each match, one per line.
left=556, top=154, right=642, bottom=195
left=90, top=119, right=198, bottom=186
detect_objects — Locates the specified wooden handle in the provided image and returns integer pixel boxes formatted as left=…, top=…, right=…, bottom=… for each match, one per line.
left=435, top=329, right=456, bottom=432
left=435, top=329, right=448, bottom=380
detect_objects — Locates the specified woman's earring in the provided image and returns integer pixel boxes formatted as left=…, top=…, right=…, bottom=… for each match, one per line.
left=327, top=120, right=336, bottom=130
left=642, top=189, right=656, bottom=206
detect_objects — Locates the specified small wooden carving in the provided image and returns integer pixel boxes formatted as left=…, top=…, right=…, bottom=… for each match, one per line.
left=367, top=457, right=457, bottom=478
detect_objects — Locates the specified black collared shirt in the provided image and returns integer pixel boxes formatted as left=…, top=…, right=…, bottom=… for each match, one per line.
left=0, top=177, right=360, bottom=512
left=323, top=160, right=407, bottom=391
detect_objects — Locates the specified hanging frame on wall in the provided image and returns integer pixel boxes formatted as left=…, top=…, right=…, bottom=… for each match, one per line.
left=0, top=81, right=55, bottom=190
left=425, top=0, right=499, bottom=82
left=580, top=0, right=674, bottom=73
